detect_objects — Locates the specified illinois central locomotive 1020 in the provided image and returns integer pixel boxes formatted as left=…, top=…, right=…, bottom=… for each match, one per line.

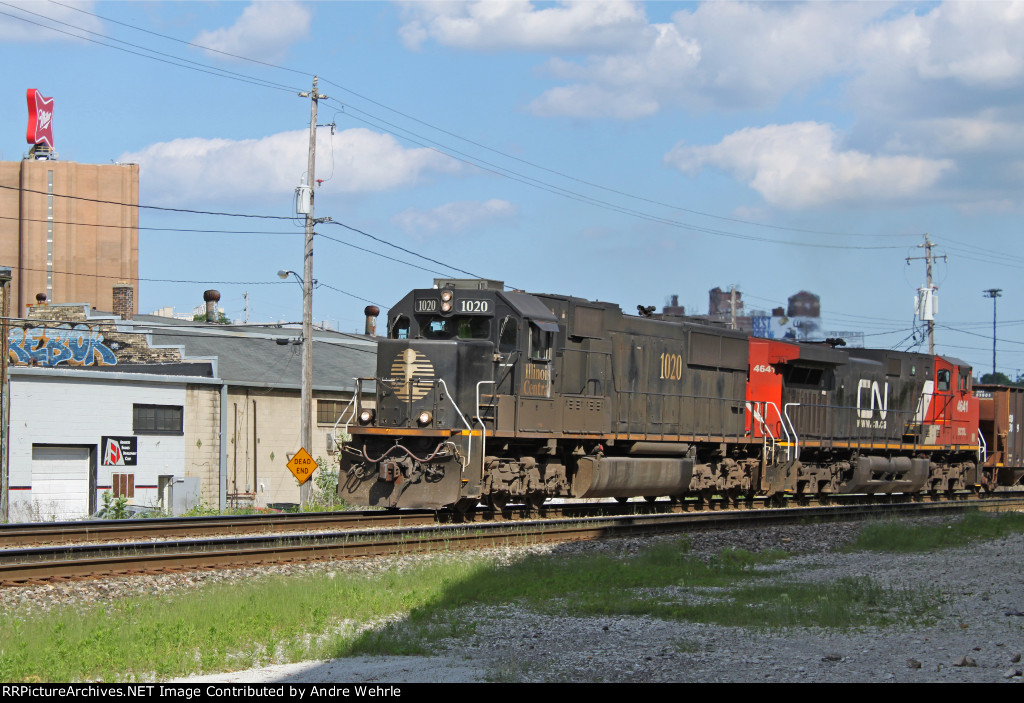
left=337, top=279, right=991, bottom=511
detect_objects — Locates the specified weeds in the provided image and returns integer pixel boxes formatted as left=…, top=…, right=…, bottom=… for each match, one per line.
left=849, top=510, right=1024, bottom=553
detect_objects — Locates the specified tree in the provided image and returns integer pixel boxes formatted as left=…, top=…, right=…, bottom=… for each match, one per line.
left=193, top=311, right=231, bottom=324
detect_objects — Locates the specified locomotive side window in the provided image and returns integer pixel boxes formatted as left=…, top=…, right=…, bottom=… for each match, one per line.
left=937, top=369, right=951, bottom=391
left=498, top=316, right=519, bottom=353
left=529, top=324, right=553, bottom=361
left=785, top=365, right=824, bottom=386
left=390, top=315, right=410, bottom=339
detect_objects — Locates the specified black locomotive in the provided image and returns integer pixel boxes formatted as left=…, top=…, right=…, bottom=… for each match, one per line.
left=337, top=279, right=984, bottom=510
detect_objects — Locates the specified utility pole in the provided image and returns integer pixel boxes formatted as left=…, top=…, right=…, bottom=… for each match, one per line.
left=907, top=234, right=946, bottom=355
left=984, top=288, right=1002, bottom=379
left=298, top=76, right=328, bottom=508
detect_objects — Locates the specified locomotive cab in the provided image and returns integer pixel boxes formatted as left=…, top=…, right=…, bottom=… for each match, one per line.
left=340, top=280, right=560, bottom=509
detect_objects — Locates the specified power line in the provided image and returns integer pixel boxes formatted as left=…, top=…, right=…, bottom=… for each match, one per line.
left=315, top=232, right=450, bottom=278
left=6, top=185, right=496, bottom=290
left=326, top=220, right=489, bottom=280
left=337, top=107, right=912, bottom=252
left=8, top=264, right=290, bottom=286
left=0, top=2, right=300, bottom=94
left=0, top=213, right=300, bottom=236
left=42, top=0, right=921, bottom=243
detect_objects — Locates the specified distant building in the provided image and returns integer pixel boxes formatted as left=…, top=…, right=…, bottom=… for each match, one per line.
left=661, top=286, right=864, bottom=347
left=708, top=286, right=744, bottom=319
left=662, top=294, right=686, bottom=316
left=0, top=157, right=139, bottom=317
left=787, top=290, right=820, bottom=318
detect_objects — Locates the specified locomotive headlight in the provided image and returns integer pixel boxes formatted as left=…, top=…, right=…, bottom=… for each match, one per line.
left=441, top=301, right=453, bottom=312
left=440, top=290, right=453, bottom=302
left=416, top=410, right=433, bottom=426
left=358, top=409, right=375, bottom=425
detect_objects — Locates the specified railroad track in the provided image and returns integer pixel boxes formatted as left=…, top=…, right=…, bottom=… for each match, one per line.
left=3, top=495, right=1022, bottom=587
left=4, top=490, right=1018, bottom=549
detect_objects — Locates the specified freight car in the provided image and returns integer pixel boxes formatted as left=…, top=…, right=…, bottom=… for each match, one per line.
left=976, top=384, right=1024, bottom=487
left=337, top=280, right=985, bottom=510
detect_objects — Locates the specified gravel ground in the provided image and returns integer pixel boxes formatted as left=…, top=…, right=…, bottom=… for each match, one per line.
left=5, top=517, right=1024, bottom=683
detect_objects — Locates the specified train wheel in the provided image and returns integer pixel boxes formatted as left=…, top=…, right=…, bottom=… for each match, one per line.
left=643, top=496, right=658, bottom=503
left=486, top=493, right=508, bottom=512
left=526, top=493, right=546, bottom=509
left=614, top=496, right=630, bottom=504
left=454, top=498, right=478, bottom=514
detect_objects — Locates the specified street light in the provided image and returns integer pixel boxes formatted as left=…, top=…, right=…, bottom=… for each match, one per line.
left=278, top=267, right=313, bottom=507
left=983, top=288, right=1002, bottom=380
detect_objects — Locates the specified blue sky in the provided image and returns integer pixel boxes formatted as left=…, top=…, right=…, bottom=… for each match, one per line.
left=2, top=1, right=1023, bottom=377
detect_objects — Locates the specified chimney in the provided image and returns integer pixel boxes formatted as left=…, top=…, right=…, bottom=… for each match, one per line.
left=113, top=283, right=134, bottom=321
left=204, top=289, right=221, bottom=323
left=364, top=305, right=380, bottom=336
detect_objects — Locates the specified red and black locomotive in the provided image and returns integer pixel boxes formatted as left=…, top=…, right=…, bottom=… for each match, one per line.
left=338, top=279, right=995, bottom=510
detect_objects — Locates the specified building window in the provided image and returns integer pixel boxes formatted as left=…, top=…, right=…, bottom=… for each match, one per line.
left=317, top=399, right=350, bottom=425
left=112, top=472, right=135, bottom=498
left=133, top=404, right=183, bottom=435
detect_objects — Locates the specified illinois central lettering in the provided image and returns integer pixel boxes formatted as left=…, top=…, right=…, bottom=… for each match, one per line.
left=521, top=363, right=551, bottom=396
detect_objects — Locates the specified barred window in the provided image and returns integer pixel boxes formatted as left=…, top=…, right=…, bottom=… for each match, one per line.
left=317, top=399, right=350, bottom=425
left=133, top=404, right=183, bottom=435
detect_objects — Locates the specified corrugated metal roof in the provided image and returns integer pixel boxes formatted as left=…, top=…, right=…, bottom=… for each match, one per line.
left=128, top=316, right=378, bottom=391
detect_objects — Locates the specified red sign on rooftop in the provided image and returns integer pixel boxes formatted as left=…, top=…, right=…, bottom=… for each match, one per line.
left=26, top=89, right=54, bottom=149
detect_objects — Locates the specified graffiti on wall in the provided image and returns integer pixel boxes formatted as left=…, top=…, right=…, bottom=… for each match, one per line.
left=8, top=325, right=118, bottom=366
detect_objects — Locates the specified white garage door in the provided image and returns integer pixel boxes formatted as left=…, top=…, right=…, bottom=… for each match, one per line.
left=32, top=445, right=91, bottom=521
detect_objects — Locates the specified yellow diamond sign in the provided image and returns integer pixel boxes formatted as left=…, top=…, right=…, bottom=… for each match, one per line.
left=287, top=447, right=318, bottom=484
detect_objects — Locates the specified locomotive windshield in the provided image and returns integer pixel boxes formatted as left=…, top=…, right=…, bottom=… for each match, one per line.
left=421, top=315, right=491, bottom=340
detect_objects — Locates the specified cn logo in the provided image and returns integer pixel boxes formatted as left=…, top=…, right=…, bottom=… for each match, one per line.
left=857, top=380, right=889, bottom=420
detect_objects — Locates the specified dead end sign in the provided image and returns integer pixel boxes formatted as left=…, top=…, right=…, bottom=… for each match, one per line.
left=286, top=448, right=318, bottom=484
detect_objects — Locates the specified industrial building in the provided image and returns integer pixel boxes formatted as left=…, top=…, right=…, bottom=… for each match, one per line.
left=2, top=290, right=376, bottom=522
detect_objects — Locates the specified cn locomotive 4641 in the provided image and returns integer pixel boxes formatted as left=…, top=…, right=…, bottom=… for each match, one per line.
left=338, top=279, right=992, bottom=510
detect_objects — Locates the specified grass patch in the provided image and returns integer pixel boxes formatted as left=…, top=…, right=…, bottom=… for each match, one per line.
left=1, top=534, right=945, bottom=682
left=0, top=559, right=487, bottom=683
left=849, top=510, right=1024, bottom=553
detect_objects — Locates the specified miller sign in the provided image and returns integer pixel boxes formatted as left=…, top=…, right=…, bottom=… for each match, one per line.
left=26, top=89, right=54, bottom=148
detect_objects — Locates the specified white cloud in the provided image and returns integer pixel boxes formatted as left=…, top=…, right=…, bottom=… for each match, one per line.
left=118, top=128, right=461, bottom=205
left=193, top=1, right=311, bottom=62
left=857, top=2, right=1024, bottom=92
left=524, top=2, right=886, bottom=117
left=529, top=23, right=700, bottom=118
left=391, top=199, right=518, bottom=237
left=666, top=122, right=955, bottom=210
left=0, top=1, right=102, bottom=42
left=886, top=114, right=1024, bottom=155
left=398, top=0, right=648, bottom=52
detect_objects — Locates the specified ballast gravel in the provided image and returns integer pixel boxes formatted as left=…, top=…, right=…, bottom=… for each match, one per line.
left=5, top=516, right=1024, bottom=683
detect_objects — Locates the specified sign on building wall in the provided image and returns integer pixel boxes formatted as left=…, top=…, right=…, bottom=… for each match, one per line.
left=751, top=315, right=865, bottom=347
left=102, top=436, right=138, bottom=466
left=26, top=89, right=54, bottom=148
